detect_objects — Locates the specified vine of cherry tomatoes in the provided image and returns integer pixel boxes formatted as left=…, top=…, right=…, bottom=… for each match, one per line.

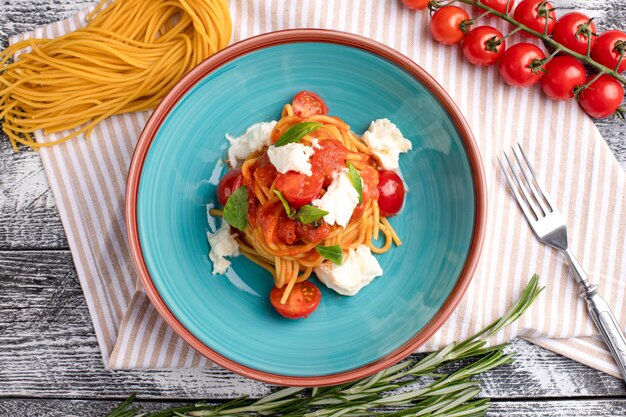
left=401, top=0, right=626, bottom=119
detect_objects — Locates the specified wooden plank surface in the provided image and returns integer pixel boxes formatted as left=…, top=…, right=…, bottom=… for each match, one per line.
left=0, top=0, right=93, bottom=250
left=1, top=250, right=624, bottom=400
left=0, top=139, right=67, bottom=250
left=0, top=0, right=625, bottom=407
left=1, top=398, right=626, bottom=417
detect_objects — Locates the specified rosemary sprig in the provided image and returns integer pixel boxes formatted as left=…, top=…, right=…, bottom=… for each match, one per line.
left=107, top=274, right=543, bottom=417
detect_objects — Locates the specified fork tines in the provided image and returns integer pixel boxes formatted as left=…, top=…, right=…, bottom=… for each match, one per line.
left=498, top=144, right=555, bottom=223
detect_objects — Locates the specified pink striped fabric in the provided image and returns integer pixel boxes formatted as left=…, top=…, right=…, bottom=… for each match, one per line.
left=10, top=0, right=626, bottom=377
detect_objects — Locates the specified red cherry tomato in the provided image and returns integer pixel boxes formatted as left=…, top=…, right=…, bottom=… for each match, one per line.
left=377, top=170, right=405, bottom=217
left=498, top=43, right=546, bottom=87
left=270, top=281, right=322, bottom=319
left=541, top=56, right=586, bottom=100
left=591, top=30, right=626, bottom=74
left=475, top=0, right=514, bottom=14
left=217, top=169, right=243, bottom=206
left=513, top=0, right=556, bottom=36
left=462, top=26, right=506, bottom=66
left=401, top=0, right=429, bottom=10
left=275, top=169, right=324, bottom=208
left=578, top=74, right=625, bottom=119
left=552, top=12, right=597, bottom=55
left=292, top=91, right=328, bottom=118
left=429, top=6, right=470, bottom=45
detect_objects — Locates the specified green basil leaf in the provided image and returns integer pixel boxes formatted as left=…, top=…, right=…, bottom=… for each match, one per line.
left=275, top=122, right=322, bottom=147
left=295, top=205, right=328, bottom=224
left=346, top=161, right=363, bottom=203
left=223, top=186, right=249, bottom=230
left=273, top=189, right=293, bottom=218
left=315, top=244, right=343, bottom=265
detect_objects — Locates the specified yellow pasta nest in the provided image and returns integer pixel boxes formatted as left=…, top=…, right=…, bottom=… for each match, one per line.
left=0, top=0, right=232, bottom=150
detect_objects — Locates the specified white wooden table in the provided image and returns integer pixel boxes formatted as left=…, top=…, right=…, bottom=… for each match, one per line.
left=1, top=1, right=626, bottom=415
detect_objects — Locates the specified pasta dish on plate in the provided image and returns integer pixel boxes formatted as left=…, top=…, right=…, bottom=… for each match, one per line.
left=207, top=91, right=412, bottom=319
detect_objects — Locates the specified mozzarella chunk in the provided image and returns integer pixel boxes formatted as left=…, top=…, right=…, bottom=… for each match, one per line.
left=314, top=245, right=383, bottom=296
left=267, top=142, right=315, bottom=176
left=226, top=121, right=277, bottom=168
left=311, top=138, right=322, bottom=149
left=207, top=222, right=240, bottom=275
left=312, top=168, right=359, bottom=227
left=362, top=118, right=412, bottom=170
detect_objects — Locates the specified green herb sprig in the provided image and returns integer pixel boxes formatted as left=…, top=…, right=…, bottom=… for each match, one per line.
left=107, top=275, right=543, bottom=417
left=275, top=122, right=322, bottom=147
left=273, top=190, right=328, bottom=224
left=315, top=244, right=343, bottom=265
left=273, top=189, right=294, bottom=217
left=296, top=205, right=328, bottom=224
left=223, top=186, right=249, bottom=230
left=346, top=161, right=363, bottom=203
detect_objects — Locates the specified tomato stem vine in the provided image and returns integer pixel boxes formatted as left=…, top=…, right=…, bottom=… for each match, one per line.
left=504, top=0, right=513, bottom=16
left=540, top=47, right=561, bottom=66
left=453, top=0, right=626, bottom=86
left=537, top=1, right=556, bottom=36
left=460, top=11, right=490, bottom=33
left=502, top=26, right=523, bottom=40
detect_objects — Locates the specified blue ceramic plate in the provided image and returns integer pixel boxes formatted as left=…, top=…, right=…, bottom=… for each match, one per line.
left=126, top=30, right=486, bottom=386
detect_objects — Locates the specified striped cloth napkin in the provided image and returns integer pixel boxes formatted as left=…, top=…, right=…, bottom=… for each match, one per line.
left=11, top=0, right=626, bottom=377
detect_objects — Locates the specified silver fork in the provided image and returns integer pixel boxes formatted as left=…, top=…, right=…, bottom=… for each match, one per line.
left=499, top=144, right=626, bottom=381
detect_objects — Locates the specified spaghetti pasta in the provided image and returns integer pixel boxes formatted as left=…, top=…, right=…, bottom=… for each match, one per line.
left=0, top=0, right=231, bottom=150
left=216, top=101, right=403, bottom=305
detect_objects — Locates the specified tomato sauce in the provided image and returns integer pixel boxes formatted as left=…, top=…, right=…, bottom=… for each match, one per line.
left=360, top=165, right=380, bottom=201
left=252, top=154, right=278, bottom=189
left=296, top=221, right=330, bottom=244
left=256, top=200, right=331, bottom=245
left=259, top=202, right=282, bottom=244
left=311, top=139, right=349, bottom=186
left=276, top=215, right=298, bottom=245
left=247, top=194, right=260, bottom=228
left=351, top=165, right=379, bottom=221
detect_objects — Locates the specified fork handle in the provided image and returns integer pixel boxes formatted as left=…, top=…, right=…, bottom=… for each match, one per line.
left=563, top=249, right=594, bottom=291
left=563, top=250, right=626, bottom=381
left=583, top=289, right=626, bottom=381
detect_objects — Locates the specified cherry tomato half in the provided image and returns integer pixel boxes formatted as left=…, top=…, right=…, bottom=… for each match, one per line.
left=401, top=0, right=429, bottom=10
left=217, top=169, right=243, bottom=206
left=498, top=43, right=546, bottom=87
left=292, top=91, right=328, bottom=118
left=275, top=169, right=324, bottom=208
left=578, top=74, right=625, bottom=119
left=475, top=0, right=514, bottom=14
left=513, top=0, right=556, bottom=36
left=270, top=281, right=322, bottom=319
left=541, top=56, right=586, bottom=101
left=552, top=12, right=597, bottom=55
left=591, top=30, right=626, bottom=74
left=429, top=6, right=470, bottom=45
left=462, top=26, right=505, bottom=67
left=377, top=170, right=405, bottom=217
